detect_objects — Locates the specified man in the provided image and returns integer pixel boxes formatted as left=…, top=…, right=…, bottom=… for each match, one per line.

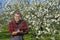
left=9, top=11, right=28, bottom=40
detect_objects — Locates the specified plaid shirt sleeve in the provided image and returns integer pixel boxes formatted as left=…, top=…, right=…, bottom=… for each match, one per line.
left=8, top=22, right=14, bottom=34
left=21, top=21, right=28, bottom=34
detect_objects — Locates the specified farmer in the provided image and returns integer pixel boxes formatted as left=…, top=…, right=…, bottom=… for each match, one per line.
left=8, top=10, right=28, bottom=40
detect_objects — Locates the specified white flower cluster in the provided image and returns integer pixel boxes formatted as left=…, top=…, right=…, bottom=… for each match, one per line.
left=0, top=0, right=60, bottom=40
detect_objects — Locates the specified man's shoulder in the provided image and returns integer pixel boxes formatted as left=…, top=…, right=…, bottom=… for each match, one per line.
left=21, top=20, right=27, bottom=24
left=9, top=20, right=14, bottom=24
left=20, top=20, right=26, bottom=22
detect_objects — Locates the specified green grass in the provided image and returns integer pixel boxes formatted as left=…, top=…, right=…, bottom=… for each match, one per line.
left=0, top=27, right=60, bottom=40
left=0, top=30, right=32, bottom=40
left=0, top=31, right=60, bottom=40
left=0, top=31, right=9, bottom=40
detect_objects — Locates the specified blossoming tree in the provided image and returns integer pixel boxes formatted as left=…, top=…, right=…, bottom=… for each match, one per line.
left=0, top=0, right=60, bottom=40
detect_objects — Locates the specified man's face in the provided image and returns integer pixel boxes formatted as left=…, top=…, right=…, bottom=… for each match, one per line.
left=14, top=13, right=20, bottom=22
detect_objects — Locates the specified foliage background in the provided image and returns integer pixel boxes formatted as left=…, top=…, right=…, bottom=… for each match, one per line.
left=0, top=0, right=60, bottom=40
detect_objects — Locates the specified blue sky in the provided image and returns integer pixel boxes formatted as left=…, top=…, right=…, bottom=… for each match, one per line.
left=28, top=0, right=45, bottom=4
left=0, top=0, right=44, bottom=12
left=0, top=0, right=6, bottom=8
left=0, top=0, right=6, bottom=12
left=0, top=0, right=45, bottom=7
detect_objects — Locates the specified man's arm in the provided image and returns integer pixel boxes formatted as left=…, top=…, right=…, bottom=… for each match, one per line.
left=9, top=22, right=18, bottom=35
left=21, top=21, right=28, bottom=34
left=9, top=22, right=25, bottom=35
left=11, top=30, right=23, bottom=35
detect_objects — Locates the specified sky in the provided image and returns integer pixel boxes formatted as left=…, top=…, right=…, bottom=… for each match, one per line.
left=0, top=0, right=44, bottom=12
left=0, top=0, right=6, bottom=12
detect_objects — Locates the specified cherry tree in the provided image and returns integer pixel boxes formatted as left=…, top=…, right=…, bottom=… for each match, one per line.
left=0, top=0, right=60, bottom=40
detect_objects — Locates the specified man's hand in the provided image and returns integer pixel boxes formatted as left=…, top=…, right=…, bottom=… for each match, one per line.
left=17, top=30, right=23, bottom=33
left=11, top=30, right=23, bottom=35
left=12, top=31, right=17, bottom=35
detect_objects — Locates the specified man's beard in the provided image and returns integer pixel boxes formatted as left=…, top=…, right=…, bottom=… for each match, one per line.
left=15, top=19, right=20, bottom=22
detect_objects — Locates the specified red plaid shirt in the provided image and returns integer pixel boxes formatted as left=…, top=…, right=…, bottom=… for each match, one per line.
left=8, top=20, right=28, bottom=34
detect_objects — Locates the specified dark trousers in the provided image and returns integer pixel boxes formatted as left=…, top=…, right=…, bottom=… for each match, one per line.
left=10, top=35, right=24, bottom=40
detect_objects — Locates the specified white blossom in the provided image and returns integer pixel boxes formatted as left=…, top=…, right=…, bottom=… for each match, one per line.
left=26, top=15, right=30, bottom=18
left=46, top=27, right=50, bottom=32
left=50, top=37, right=55, bottom=40
left=10, top=11, right=14, bottom=15
left=37, top=31, right=41, bottom=35
left=35, top=27, right=38, bottom=30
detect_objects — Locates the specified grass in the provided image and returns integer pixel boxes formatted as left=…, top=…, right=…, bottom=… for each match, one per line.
left=0, top=31, right=60, bottom=40
left=0, top=27, right=60, bottom=40
left=0, top=29, right=32, bottom=40
left=0, top=31, right=32, bottom=40
left=0, top=31, right=9, bottom=40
